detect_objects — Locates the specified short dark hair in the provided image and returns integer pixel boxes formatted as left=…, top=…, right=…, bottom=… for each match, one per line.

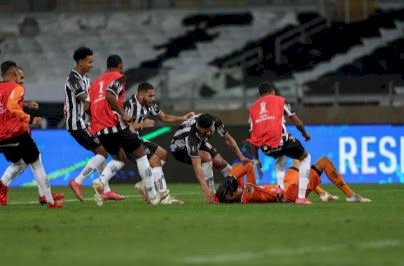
left=73, top=47, right=93, bottom=63
left=215, top=176, right=238, bottom=203
left=1, top=60, right=17, bottom=76
left=197, top=113, right=215, bottom=128
left=138, top=82, right=154, bottom=93
left=258, top=81, right=278, bottom=96
left=107, top=54, right=122, bottom=69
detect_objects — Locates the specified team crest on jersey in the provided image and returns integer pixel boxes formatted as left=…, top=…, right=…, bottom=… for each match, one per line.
left=259, top=101, right=267, bottom=115
left=191, top=145, right=197, bottom=154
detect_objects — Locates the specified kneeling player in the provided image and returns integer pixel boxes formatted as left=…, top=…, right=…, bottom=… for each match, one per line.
left=216, top=157, right=371, bottom=204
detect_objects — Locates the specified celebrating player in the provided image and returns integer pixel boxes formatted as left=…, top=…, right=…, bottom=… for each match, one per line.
left=124, top=82, right=194, bottom=204
left=0, top=61, right=63, bottom=208
left=0, top=66, right=64, bottom=205
left=89, top=55, right=159, bottom=206
left=170, top=113, right=250, bottom=203
left=247, top=81, right=312, bottom=204
left=64, top=47, right=124, bottom=202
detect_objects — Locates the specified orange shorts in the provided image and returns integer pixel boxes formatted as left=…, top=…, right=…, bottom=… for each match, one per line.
left=283, top=168, right=321, bottom=202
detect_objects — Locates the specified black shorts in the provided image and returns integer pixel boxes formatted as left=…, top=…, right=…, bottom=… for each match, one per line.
left=0, top=133, right=40, bottom=164
left=69, top=129, right=101, bottom=151
left=171, top=141, right=218, bottom=165
left=143, top=140, right=158, bottom=160
left=98, top=128, right=142, bottom=156
left=261, top=136, right=306, bottom=160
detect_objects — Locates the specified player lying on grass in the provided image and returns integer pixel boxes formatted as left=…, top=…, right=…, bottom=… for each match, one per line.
left=215, top=157, right=371, bottom=203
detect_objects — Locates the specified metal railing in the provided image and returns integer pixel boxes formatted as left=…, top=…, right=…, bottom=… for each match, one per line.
left=275, top=16, right=328, bottom=64
left=1, top=0, right=328, bottom=13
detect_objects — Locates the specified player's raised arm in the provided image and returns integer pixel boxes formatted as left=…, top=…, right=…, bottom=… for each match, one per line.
left=157, top=111, right=195, bottom=124
left=223, top=133, right=250, bottom=163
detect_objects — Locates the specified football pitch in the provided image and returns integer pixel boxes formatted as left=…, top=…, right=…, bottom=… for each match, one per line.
left=0, top=184, right=403, bottom=266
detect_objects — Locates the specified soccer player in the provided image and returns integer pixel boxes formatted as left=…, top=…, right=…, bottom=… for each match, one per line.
left=247, top=81, right=312, bottom=204
left=0, top=60, right=63, bottom=207
left=169, top=113, right=250, bottom=203
left=0, top=66, right=64, bottom=205
left=64, top=47, right=124, bottom=202
left=89, top=54, right=159, bottom=206
left=216, top=157, right=371, bottom=204
left=124, top=82, right=194, bottom=204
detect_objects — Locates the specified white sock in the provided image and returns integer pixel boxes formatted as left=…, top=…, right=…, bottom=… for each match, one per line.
left=75, top=154, right=106, bottom=185
left=96, top=160, right=107, bottom=174
left=275, top=156, right=287, bottom=190
left=202, top=161, right=215, bottom=193
left=37, top=183, right=44, bottom=197
left=103, top=181, right=111, bottom=193
left=1, top=159, right=27, bottom=186
left=30, top=157, right=53, bottom=204
left=152, top=166, right=167, bottom=193
left=95, top=160, right=111, bottom=193
left=99, top=159, right=124, bottom=186
left=136, top=155, right=157, bottom=200
left=298, top=153, right=311, bottom=199
left=220, top=164, right=232, bottom=177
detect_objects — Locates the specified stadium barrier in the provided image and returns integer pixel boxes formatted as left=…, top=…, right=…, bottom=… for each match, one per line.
left=1, top=124, right=403, bottom=187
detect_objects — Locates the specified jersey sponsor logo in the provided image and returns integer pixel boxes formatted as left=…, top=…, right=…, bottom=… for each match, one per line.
left=255, top=115, right=275, bottom=123
left=191, top=145, right=197, bottom=155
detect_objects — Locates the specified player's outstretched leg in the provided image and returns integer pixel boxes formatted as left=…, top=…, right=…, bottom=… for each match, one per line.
left=70, top=154, right=106, bottom=202
left=30, top=157, right=63, bottom=208
left=316, top=157, right=371, bottom=203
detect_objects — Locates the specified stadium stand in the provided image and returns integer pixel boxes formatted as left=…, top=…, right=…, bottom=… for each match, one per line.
left=0, top=2, right=403, bottom=125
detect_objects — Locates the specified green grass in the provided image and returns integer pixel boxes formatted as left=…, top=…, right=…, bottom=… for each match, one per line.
left=1, top=184, right=403, bottom=266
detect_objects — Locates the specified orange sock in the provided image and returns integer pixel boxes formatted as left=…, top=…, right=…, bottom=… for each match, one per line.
left=314, top=186, right=326, bottom=196
left=317, top=157, right=353, bottom=197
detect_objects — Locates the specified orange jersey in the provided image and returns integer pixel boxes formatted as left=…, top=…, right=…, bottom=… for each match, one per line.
left=229, top=162, right=257, bottom=187
left=0, top=81, right=30, bottom=140
left=241, top=183, right=277, bottom=203
left=229, top=163, right=277, bottom=203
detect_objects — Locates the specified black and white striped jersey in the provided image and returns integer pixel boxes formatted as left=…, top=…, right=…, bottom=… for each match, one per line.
left=96, top=76, right=128, bottom=136
left=170, top=115, right=228, bottom=157
left=123, top=95, right=161, bottom=126
left=248, top=100, right=296, bottom=146
left=64, top=69, right=91, bottom=131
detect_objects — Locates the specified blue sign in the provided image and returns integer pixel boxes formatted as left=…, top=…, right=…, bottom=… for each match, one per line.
left=1, top=125, right=404, bottom=187
left=0, top=130, right=99, bottom=187
left=252, top=125, right=404, bottom=185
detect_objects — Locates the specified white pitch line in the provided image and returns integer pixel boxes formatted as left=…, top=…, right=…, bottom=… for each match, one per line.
left=183, top=240, right=402, bottom=264
left=6, top=192, right=200, bottom=206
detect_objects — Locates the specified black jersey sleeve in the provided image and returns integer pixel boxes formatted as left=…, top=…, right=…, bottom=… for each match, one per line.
left=124, top=99, right=134, bottom=118
left=107, top=77, right=125, bottom=96
left=284, top=100, right=295, bottom=117
left=213, top=117, right=228, bottom=137
left=149, top=103, right=161, bottom=117
left=186, top=134, right=200, bottom=157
